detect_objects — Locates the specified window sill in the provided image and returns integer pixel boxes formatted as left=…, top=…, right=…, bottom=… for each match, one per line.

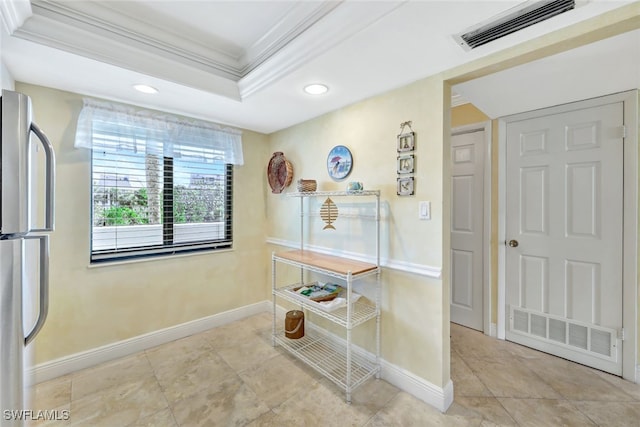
left=86, top=247, right=235, bottom=269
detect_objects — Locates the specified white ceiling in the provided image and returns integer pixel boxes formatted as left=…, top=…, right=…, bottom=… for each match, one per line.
left=454, top=28, right=640, bottom=118
left=1, top=0, right=638, bottom=134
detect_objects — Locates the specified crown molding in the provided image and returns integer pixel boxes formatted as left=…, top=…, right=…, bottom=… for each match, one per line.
left=451, top=93, right=470, bottom=108
left=0, top=0, right=31, bottom=35
left=239, top=1, right=406, bottom=98
left=23, top=1, right=241, bottom=77
left=10, top=0, right=407, bottom=100
left=11, top=1, right=348, bottom=99
left=14, top=14, right=241, bottom=100
left=240, top=1, right=341, bottom=75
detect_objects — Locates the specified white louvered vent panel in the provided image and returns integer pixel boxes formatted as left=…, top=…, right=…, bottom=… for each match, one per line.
left=453, top=0, right=577, bottom=50
left=590, top=329, right=612, bottom=357
left=549, top=318, right=566, bottom=343
left=508, top=306, right=618, bottom=362
left=531, top=314, right=547, bottom=338
left=514, top=309, right=528, bottom=333
left=569, top=324, right=588, bottom=350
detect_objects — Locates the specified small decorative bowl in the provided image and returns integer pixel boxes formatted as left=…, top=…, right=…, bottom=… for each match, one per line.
left=297, top=179, right=317, bottom=192
left=347, top=181, right=363, bottom=192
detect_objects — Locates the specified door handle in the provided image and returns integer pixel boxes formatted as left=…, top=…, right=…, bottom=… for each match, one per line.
left=29, top=122, right=55, bottom=232
left=24, top=235, right=49, bottom=346
left=508, top=239, right=519, bottom=248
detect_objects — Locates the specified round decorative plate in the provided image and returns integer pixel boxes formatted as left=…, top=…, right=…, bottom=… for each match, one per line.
left=327, top=145, right=353, bottom=181
left=267, top=152, right=293, bottom=193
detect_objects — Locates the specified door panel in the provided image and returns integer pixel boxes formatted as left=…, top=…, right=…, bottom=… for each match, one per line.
left=505, top=101, right=623, bottom=375
left=450, top=130, right=484, bottom=331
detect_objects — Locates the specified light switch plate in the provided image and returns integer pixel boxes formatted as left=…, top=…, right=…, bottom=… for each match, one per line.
left=419, top=201, right=431, bottom=220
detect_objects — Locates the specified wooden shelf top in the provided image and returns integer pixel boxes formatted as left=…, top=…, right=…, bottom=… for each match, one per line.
left=275, top=250, right=378, bottom=276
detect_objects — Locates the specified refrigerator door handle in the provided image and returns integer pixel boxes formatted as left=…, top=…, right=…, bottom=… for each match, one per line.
left=24, top=235, right=49, bottom=346
left=29, top=122, right=56, bottom=232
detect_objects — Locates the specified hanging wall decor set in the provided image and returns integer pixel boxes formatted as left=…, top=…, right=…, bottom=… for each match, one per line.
left=397, top=121, right=415, bottom=196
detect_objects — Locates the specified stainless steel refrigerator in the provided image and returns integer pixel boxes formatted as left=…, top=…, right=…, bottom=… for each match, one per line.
left=0, top=89, right=55, bottom=425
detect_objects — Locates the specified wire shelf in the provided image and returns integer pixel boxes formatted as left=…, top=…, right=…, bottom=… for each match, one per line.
left=273, top=250, right=379, bottom=281
left=274, top=284, right=377, bottom=328
left=272, top=187, right=381, bottom=402
left=273, top=327, right=379, bottom=392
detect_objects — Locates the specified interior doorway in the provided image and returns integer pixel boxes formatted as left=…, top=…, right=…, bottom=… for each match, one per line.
left=450, top=122, right=491, bottom=334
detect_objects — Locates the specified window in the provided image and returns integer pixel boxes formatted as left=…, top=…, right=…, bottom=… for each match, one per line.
left=76, top=99, right=243, bottom=263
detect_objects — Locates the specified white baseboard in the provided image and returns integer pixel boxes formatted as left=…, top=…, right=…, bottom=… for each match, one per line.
left=273, top=304, right=453, bottom=412
left=488, top=323, right=497, bottom=338
left=27, top=300, right=271, bottom=386
left=29, top=300, right=453, bottom=413
left=380, top=360, right=454, bottom=412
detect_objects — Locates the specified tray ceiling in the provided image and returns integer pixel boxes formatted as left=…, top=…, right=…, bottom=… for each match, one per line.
left=1, top=0, right=637, bottom=133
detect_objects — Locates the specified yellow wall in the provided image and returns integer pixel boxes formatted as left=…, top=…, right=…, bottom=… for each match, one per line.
left=451, top=104, right=488, bottom=128
left=267, top=77, right=451, bottom=386
left=17, top=83, right=271, bottom=365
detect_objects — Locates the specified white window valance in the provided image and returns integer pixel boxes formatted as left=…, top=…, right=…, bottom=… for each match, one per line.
left=74, top=98, right=244, bottom=165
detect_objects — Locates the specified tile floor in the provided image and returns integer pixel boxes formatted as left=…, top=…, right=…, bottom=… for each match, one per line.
left=27, top=314, right=640, bottom=426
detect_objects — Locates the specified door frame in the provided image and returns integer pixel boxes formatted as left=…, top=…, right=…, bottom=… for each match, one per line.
left=451, top=121, right=492, bottom=336
left=497, top=90, right=638, bottom=382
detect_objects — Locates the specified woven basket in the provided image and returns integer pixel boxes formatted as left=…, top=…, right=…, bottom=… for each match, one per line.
left=297, top=179, right=317, bottom=192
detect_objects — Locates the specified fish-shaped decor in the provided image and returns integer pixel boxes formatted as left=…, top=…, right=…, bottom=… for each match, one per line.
left=320, top=197, right=338, bottom=230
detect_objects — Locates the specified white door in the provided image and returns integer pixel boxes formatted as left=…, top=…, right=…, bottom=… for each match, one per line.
left=450, top=129, right=485, bottom=331
left=505, top=100, right=624, bottom=375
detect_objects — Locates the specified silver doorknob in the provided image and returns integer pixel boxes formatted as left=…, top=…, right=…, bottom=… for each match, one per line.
left=508, top=240, right=519, bottom=248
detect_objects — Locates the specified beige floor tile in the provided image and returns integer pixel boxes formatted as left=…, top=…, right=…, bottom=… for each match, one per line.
left=498, top=398, right=596, bottom=427
left=145, top=334, right=216, bottom=373
left=314, top=377, right=400, bottom=420
left=448, top=397, right=516, bottom=426
left=269, top=381, right=373, bottom=427
left=366, top=392, right=482, bottom=427
left=451, top=351, right=493, bottom=398
left=450, top=324, right=515, bottom=361
left=128, top=408, right=178, bottom=427
left=520, top=354, right=636, bottom=402
left=152, top=350, right=238, bottom=405
left=71, top=353, right=155, bottom=401
left=573, top=401, right=640, bottom=427
left=170, top=375, right=270, bottom=427
left=27, top=375, right=72, bottom=411
left=589, top=369, right=640, bottom=401
left=244, top=410, right=278, bottom=426
left=69, top=375, right=168, bottom=427
left=239, top=354, right=319, bottom=409
left=25, top=316, right=640, bottom=427
left=347, top=378, right=401, bottom=415
left=464, top=357, right=561, bottom=399
left=202, top=320, right=263, bottom=350
left=216, top=337, right=281, bottom=373
left=236, top=312, right=274, bottom=333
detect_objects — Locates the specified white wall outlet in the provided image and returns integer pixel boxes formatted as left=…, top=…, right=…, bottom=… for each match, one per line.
left=419, top=201, right=431, bottom=220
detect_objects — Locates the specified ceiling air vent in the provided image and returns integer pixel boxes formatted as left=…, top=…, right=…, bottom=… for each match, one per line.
left=454, top=0, right=576, bottom=51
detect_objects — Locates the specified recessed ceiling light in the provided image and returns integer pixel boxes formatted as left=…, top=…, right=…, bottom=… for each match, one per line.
left=133, top=84, right=159, bottom=94
left=303, top=83, right=329, bottom=95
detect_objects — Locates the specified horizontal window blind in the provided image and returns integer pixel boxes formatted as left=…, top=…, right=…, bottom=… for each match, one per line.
left=80, top=99, right=236, bottom=263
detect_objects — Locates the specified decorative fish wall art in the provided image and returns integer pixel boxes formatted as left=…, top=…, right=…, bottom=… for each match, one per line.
left=320, top=197, right=339, bottom=230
